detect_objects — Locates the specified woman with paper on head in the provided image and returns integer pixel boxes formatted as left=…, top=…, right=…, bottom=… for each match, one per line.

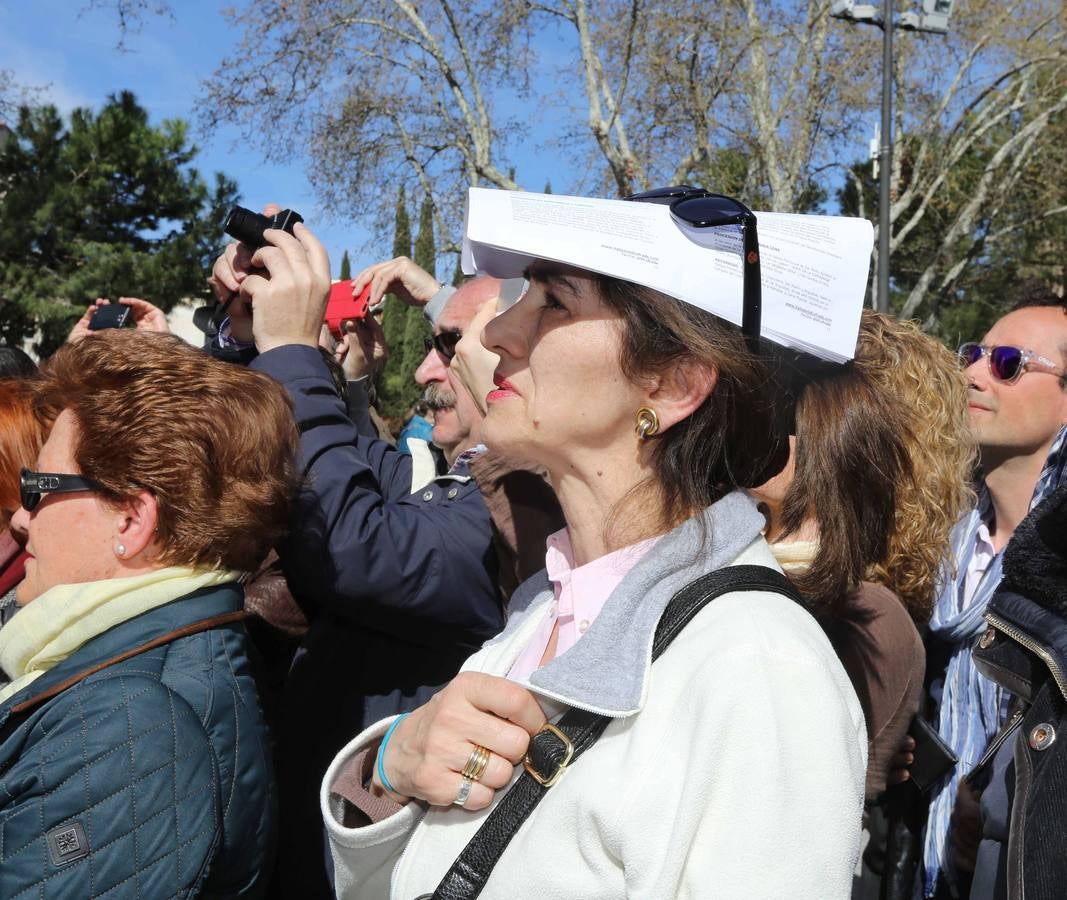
left=312, top=187, right=869, bottom=899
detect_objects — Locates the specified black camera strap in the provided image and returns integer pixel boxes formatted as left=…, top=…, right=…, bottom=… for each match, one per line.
left=426, top=564, right=804, bottom=900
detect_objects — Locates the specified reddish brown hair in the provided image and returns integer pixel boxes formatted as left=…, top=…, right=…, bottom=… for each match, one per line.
left=32, top=331, right=300, bottom=572
left=0, top=379, right=45, bottom=529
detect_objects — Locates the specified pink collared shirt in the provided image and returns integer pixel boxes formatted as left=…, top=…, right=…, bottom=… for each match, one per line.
left=507, top=528, right=660, bottom=682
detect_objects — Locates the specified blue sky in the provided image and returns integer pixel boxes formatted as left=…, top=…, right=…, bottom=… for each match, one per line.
left=0, top=0, right=567, bottom=278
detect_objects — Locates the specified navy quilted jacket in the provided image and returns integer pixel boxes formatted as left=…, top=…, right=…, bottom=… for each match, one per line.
left=0, top=584, right=275, bottom=898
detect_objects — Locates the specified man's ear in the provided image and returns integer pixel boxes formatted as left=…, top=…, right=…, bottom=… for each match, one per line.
left=114, top=489, right=160, bottom=562
left=646, top=360, right=718, bottom=432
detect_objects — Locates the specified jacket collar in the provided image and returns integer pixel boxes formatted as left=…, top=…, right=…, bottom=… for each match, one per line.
left=0, top=583, right=243, bottom=718
left=494, top=491, right=770, bottom=716
left=986, top=479, right=1067, bottom=701
left=986, top=590, right=1067, bottom=702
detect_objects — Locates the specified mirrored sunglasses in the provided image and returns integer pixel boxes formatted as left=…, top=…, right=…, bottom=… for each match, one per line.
left=958, top=342, right=1067, bottom=385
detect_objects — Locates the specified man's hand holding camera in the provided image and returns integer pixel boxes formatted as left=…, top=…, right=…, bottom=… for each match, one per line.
left=351, top=255, right=441, bottom=311
left=209, top=203, right=332, bottom=354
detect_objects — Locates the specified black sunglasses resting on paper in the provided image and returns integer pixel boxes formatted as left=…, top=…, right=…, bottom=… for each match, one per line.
left=624, top=185, right=761, bottom=351
left=20, top=468, right=102, bottom=512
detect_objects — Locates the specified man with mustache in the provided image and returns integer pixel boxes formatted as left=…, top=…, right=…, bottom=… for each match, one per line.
left=920, top=290, right=1067, bottom=899
left=208, top=243, right=513, bottom=897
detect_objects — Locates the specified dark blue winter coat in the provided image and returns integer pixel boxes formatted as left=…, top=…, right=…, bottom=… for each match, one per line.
left=250, top=345, right=504, bottom=897
left=0, top=583, right=275, bottom=898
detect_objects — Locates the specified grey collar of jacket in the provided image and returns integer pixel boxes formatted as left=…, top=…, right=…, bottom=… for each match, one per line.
left=490, top=490, right=769, bottom=717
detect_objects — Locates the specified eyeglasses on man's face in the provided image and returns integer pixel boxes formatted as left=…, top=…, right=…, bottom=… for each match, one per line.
left=958, top=342, right=1067, bottom=386
left=19, top=468, right=102, bottom=512
left=424, top=330, right=462, bottom=361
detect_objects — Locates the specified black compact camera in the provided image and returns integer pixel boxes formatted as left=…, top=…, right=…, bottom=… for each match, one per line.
left=223, top=206, right=304, bottom=250
left=88, top=303, right=132, bottom=331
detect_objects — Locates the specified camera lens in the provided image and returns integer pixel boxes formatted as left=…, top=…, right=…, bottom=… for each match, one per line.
left=223, top=206, right=270, bottom=249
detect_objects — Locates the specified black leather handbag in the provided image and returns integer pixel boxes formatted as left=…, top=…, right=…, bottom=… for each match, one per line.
left=422, top=564, right=804, bottom=900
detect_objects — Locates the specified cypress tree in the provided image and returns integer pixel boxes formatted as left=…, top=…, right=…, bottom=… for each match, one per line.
left=339, top=249, right=351, bottom=281
left=377, top=185, right=414, bottom=415
left=413, top=197, right=436, bottom=277
left=399, top=198, right=436, bottom=405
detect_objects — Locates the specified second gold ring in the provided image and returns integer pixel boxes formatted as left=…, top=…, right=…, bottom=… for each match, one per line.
left=461, top=744, right=491, bottom=782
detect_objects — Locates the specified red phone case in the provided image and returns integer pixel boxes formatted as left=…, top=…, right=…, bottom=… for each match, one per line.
left=324, top=281, right=370, bottom=337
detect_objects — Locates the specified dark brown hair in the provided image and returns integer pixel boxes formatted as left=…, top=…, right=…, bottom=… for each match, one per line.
left=0, top=379, right=45, bottom=529
left=595, top=276, right=787, bottom=534
left=32, top=331, right=300, bottom=572
left=779, top=311, right=973, bottom=619
left=1009, top=283, right=1067, bottom=387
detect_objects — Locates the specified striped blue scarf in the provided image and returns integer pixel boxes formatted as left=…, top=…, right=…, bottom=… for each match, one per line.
left=923, top=426, right=1067, bottom=897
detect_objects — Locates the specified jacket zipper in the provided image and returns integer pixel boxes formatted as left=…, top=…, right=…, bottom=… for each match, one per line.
left=967, top=707, right=1024, bottom=782
left=984, top=613, right=1067, bottom=701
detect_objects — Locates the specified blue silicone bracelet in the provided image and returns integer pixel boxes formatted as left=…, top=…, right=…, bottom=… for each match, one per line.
left=376, top=713, right=409, bottom=795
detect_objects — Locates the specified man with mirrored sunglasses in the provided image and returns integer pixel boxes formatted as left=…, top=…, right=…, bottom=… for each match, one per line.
left=919, top=289, right=1067, bottom=899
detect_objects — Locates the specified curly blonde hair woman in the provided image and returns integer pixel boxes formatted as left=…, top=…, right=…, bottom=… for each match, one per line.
left=752, top=310, right=974, bottom=800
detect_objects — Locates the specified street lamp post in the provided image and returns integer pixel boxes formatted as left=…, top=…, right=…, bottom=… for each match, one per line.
left=831, top=0, right=953, bottom=314
left=877, top=0, right=894, bottom=315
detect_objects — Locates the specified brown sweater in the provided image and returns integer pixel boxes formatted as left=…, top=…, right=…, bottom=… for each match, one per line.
left=820, top=581, right=924, bottom=802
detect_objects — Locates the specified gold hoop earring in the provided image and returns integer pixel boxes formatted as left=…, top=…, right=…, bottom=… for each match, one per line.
left=635, top=407, right=660, bottom=439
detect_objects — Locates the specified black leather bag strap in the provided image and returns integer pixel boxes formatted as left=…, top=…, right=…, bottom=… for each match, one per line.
left=428, top=564, right=803, bottom=900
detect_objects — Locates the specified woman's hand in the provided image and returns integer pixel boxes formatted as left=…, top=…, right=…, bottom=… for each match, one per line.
left=67, top=298, right=110, bottom=344
left=450, top=299, right=500, bottom=416
left=886, top=734, right=915, bottom=785
left=376, top=671, right=547, bottom=811
left=117, top=297, right=170, bottom=334
left=67, top=297, right=171, bottom=344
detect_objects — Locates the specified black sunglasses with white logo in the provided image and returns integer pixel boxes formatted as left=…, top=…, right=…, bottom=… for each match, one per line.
left=625, top=185, right=761, bottom=351
left=20, top=468, right=102, bottom=512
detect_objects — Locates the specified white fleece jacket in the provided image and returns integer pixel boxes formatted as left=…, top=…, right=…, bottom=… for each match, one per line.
left=322, top=495, right=867, bottom=899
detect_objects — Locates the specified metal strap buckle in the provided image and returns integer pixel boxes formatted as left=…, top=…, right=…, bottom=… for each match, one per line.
left=523, top=722, right=574, bottom=787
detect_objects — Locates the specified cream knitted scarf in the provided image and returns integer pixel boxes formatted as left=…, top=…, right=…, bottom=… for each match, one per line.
left=0, top=566, right=239, bottom=705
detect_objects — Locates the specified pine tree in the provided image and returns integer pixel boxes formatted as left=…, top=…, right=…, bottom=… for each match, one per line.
left=339, top=249, right=351, bottom=281
left=377, top=185, right=414, bottom=415
left=0, top=91, right=238, bottom=352
left=544, top=180, right=553, bottom=194
left=452, top=255, right=464, bottom=287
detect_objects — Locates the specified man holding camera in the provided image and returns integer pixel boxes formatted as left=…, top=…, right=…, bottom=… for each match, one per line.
left=209, top=215, right=507, bottom=897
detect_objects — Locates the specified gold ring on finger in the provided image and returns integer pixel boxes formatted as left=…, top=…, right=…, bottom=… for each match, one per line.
left=461, top=744, right=491, bottom=782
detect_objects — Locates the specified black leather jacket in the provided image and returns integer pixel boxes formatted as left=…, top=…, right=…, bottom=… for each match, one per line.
left=970, top=480, right=1067, bottom=900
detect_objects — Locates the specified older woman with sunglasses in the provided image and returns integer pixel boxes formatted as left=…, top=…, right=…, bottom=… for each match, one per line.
left=259, top=191, right=871, bottom=898
left=0, top=331, right=298, bottom=897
